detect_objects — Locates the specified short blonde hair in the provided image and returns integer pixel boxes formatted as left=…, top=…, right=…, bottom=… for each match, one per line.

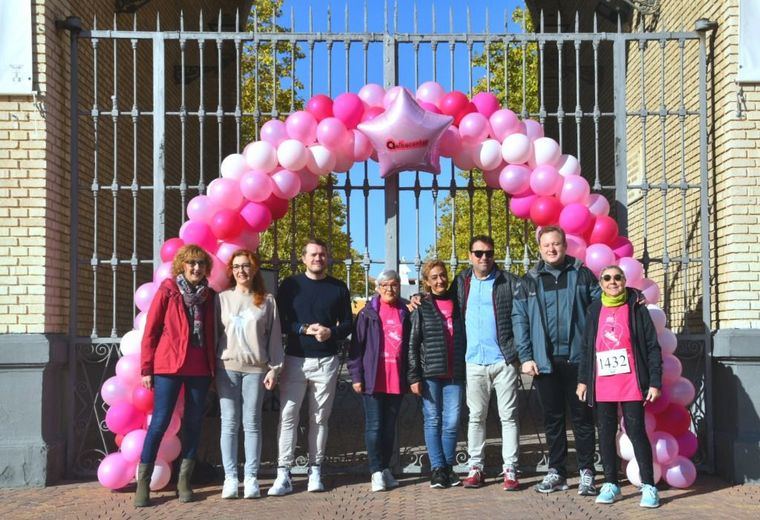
left=171, top=244, right=213, bottom=277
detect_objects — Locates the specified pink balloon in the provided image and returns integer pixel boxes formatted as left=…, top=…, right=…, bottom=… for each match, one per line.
left=647, top=385, right=671, bottom=415
left=458, top=112, right=491, bottom=145
left=134, top=282, right=156, bottom=313
left=332, top=137, right=356, bottom=173
left=566, top=234, right=587, bottom=261
left=133, top=312, right=147, bottom=331
left=244, top=140, right=278, bottom=173
left=296, top=168, right=320, bottom=193
left=277, top=139, right=309, bottom=171
left=179, top=220, right=217, bottom=254
left=501, top=133, right=532, bottom=164
left=152, top=262, right=172, bottom=286
left=662, top=354, right=683, bottom=385
left=120, top=428, right=147, bottom=463
left=263, top=194, right=289, bottom=220
left=186, top=195, right=218, bottom=224
left=675, top=430, right=698, bottom=459
left=383, top=86, right=412, bottom=108
left=489, top=109, right=520, bottom=141
left=418, top=101, right=442, bottom=113
left=157, top=434, right=181, bottom=462
left=240, top=201, right=273, bottom=232
left=529, top=196, right=563, bottom=226
left=98, top=452, right=132, bottom=490
left=306, top=144, right=337, bottom=175
left=361, top=106, right=385, bottom=122
left=220, top=153, right=248, bottom=180
left=240, top=170, right=273, bottom=203
left=626, top=458, right=662, bottom=487
left=210, top=209, right=244, bottom=241
left=115, top=354, right=141, bottom=387
left=471, top=92, right=500, bottom=118
left=587, top=193, right=610, bottom=216
left=237, top=226, right=261, bottom=251
left=611, top=235, right=634, bottom=258
left=306, top=94, right=334, bottom=121
left=559, top=174, right=591, bottom=205
left=352, top=129, right=373, bottom=162
left=509, top=193, right=537, bottom=220
left=499, top=164, right=531, bottom=195
left=557, top=154, right=581, bottom=177
left=332, top=92, right=364, bottom=130
left=658, top=328, right=678, bottom=356
left=530, top=165, right=563, bottom=196
left=618, top=257, right=644, bottom=285
left=646, top=304, right=667, bottom=333
left=663, top=455, right=696, bottom=488
left=482, top=168, right=502, bottom=189
left=585, top=243, right=616, bottom=276
left=656, top=403, right=691, bottom=437
left=452, top=145, right=477, bottom=170
left=105, top=401, right=144, bottom=435
left=132, top=386, right=154, bottom=413
left=438, top=126, right=462, bottom=157
left=260, top=119, right=288, bottom=147
left=640, top=278, right=661, bottom=305
left=207, top=254, right=230, bottom=292
left=652, top=430, right=679, bottom=466
left=216, top=240, right=246, bottom=264
left=101, top=376, right=131, bottom=406
left=559, top=203, right=593, bottom=236
left=438, top=91, right=470, bottom=119
left=285, top=110, right=318, bottom=144
left=454, top=101, right=477, bottom=126
left=316, top=117, right=348, bottom=149
left=669, top=376, right=696, bottom=407
left=416, top=81, right=446, bottom=105
left=532, top=137, right=561, bottom=166
left=358, top=83, right=386, bottom=107
left=160, top=238, right=185, bottom=263
left=523, top=119, right=544, bottom=140
left=207, top=178, right=243, bottom=210
left=588, top=215, right=619, bottom=246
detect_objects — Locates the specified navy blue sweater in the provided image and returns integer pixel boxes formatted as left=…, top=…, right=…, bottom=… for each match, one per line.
left=276, top=273, right=353, bottom=358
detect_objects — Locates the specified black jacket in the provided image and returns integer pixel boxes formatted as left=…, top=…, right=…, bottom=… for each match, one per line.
left=577, top=288, right=663, bottom=406
left=450, top=267, right=519, bottom=363
left=407, top=293, right=467, bottom=383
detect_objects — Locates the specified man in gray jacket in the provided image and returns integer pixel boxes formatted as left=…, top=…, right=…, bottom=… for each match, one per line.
left=512, top=226, right=600, bottom=496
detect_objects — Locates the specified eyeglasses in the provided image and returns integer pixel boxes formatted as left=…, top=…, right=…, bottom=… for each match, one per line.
left=232, top=264, right=253, bottom=271
left=185, top=260, right=207, bottom=267
left=601, top=274, right=624, bottom=282
left=471, top=250, right=494, bottom=259
left=379, top=283, right=399, bottom=291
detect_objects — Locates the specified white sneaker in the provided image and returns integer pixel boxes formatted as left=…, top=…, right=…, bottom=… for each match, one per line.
left=221, top=476, right=239, bottom=499
left=267, top=468, right=292, bottom=496
left=382, top=468, right=399, bottom=489
left=307, top=465, right=325, bottom=492
left=371, top=471, right=386, bottom=492
left=243, top=476, right=260, bottom=499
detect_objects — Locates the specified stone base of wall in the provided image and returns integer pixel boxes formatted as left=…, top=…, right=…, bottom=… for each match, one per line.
left=0, top=334, right=67, bottom=487
left=713, top=329, right=760, bottom=484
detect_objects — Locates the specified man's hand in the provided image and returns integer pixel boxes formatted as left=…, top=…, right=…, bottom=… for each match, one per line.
left=521, top=360, right=539, bottom=377
left=352, top=382, right=363, bottom=394
left=141, top=375, right=153, bottom=390
left=576, top=383, right=587, bottom=402
left=407, top=294, right=422, bottom=311
left=410, top=382, right=422, bottom=396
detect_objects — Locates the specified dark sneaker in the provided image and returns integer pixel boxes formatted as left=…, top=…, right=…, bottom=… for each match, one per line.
left=502, top=466, right=519, bottom=491
left=462, top=467, right=485, bottom=488
left=446, top=466, right=460, bottom=487
left=430, top=467, right=449, bottom=489
left=535, top=469, right=569, bottom=493
left=578, top=468, right=597, bottom=496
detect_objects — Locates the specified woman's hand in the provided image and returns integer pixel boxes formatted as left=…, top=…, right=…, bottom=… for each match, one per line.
left=645, top=387, right=661, bottom=403
left=263, top=370, right=277, bottom=390
left=141, top=375, right=153, bottom=390
left=576, top=383, right=587, bottom=402
left=410, top=382, right=422, bottom=396
left=352, top=382, right=363, bottom=394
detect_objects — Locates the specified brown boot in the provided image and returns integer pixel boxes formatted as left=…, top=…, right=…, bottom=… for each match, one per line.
left=134, top=463, right=153, bottom=507
left=176, top=458, right=196, bottom=503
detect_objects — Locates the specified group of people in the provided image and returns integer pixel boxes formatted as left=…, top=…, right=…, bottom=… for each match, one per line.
left=136, top=226, right=663, bottom=510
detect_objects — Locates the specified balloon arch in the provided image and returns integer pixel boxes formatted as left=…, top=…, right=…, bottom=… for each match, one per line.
left=97, top=83, right=698, bottom=491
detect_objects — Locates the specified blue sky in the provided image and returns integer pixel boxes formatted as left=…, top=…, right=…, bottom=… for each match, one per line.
left=274, top=0, right=524, bottom=276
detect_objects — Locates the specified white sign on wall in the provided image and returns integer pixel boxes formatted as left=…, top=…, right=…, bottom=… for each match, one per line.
left=0, top=0, right=33, bottom=94
left=739, top=0, right=760, bottom=83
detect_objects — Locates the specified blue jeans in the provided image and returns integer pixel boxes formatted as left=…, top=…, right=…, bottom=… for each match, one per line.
left=421, top=378, right=464, bottom=469
left=140, top=375, right=211, bottom=464
left=217, top=368, right=266, bottom=478
left=363, top=393, right=403, bottom=473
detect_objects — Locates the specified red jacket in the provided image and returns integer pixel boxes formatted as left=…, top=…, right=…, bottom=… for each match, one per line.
left=140, top=278, right=217, bottom=377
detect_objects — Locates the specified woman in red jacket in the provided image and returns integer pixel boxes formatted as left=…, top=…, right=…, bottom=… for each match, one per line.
left=135, top=244, right=218, bottom=507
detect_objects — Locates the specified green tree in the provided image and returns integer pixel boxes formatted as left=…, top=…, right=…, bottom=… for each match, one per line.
left=242, top=1, right=367, bottom=295
left=431, top=7, right=539, bottom=276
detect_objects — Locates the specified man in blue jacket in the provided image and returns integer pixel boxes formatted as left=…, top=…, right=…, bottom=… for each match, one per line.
left=512, top=226, right=600, bottom=496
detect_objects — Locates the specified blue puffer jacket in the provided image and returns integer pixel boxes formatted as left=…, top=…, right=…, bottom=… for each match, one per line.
left=512, top=256, right=600, bottom=374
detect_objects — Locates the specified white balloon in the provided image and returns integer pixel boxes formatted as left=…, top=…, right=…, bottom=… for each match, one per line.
left=557, top=153, right=581, bottom=177
left=219, top=153, right=248, bottom=180
left=277, top=139, right=309, bottom=171
left=501, top=133, right=532, bottom=164
left=532, top=137, right=561, bottom=167
left=243, top=140, right=278, bottom=173
left=306, top=144, right=336, bottom=176
left=473, top=139, right=503, bottom=171
left=120, top=329, right=143, bottom=357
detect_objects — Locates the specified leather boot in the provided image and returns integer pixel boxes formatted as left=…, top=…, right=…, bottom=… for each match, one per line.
left=134, top=463, right=154, bottom=507
left=176, top=458, right=196, bottom=503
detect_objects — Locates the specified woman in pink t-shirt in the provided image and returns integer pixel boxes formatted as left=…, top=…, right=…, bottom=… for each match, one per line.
left=576, top=265, right=663, bottom=508
left=349, top=270, right=410, bottom=492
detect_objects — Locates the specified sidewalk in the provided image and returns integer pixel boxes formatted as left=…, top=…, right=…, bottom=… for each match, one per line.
left=1, top=473, right=756, bottom=520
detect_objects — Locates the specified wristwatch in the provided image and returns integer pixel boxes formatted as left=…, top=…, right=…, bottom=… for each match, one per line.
left=299, top=323, right=309, bottom=335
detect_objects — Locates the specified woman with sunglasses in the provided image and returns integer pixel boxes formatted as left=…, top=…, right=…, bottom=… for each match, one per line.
left=576, top=265, right=663, bottom=508
left=407, top=260, right=467, bottom=489
left=137, top=244, right=218, bottom=507
left=216, top=249, right=283, bottom=499
left=349, top=270, right=410, bottom=492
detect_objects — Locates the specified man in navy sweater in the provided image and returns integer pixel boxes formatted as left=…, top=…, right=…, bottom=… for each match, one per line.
left=269, top=239, right=352, bottom=496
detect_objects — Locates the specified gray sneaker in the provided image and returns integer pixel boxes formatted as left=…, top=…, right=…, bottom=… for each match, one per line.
left=535, top=469, right=569, bottom=493
left=578, top=468, right=597, bottom=496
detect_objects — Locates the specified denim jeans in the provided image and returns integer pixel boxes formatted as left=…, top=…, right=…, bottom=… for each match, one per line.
left=362, top=393, right=403, bottom=473
left=421, top=378, right=464, bottom=469
left=140, top=374, right=211, bottom=464
left=217, top=368, right=266, bottom=479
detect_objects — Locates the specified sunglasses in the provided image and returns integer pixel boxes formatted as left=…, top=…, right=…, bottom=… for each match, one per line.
left=601, top=274, right=624, bottom=282
left=471, top=250, right=494, bottom=259
left=185, top=260, right=207, bottom=267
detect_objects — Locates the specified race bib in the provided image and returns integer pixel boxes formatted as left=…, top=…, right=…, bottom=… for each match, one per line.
left=596, top=348, right=631, bottom=376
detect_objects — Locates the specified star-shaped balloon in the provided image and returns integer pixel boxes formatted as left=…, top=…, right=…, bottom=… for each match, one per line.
left=358, top=89, right=453, bottom=178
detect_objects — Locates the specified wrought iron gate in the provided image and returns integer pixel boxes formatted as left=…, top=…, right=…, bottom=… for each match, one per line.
left=64, top=3, right=714, bottom=478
